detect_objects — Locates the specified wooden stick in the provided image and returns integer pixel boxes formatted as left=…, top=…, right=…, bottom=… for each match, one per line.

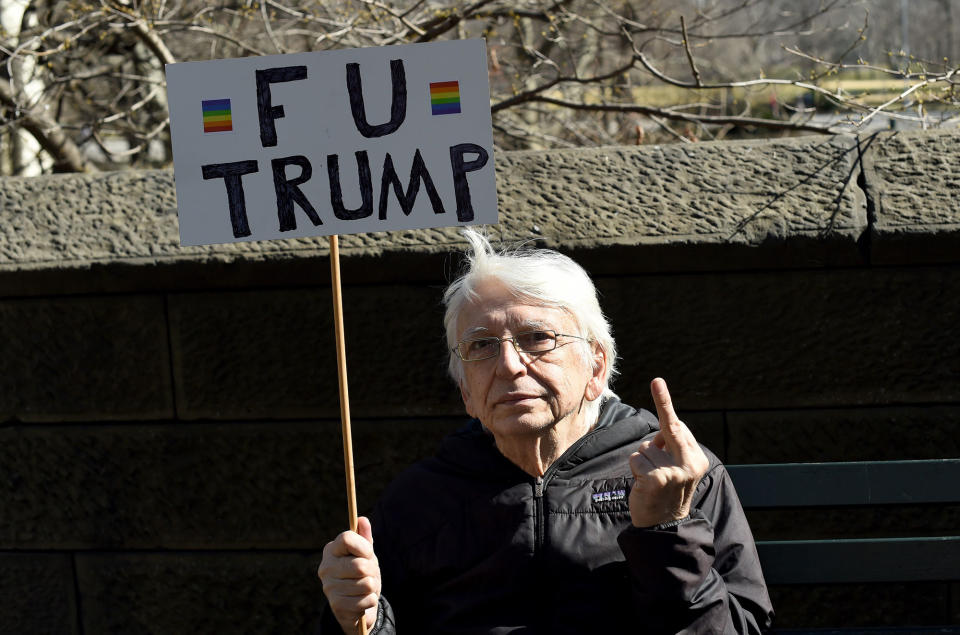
left=328, top=234, right=368, bottom=635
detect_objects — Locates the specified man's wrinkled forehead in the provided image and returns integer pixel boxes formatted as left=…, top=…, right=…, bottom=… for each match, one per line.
left=460, top=318, right=554, bottom=339
left=457, top=298, right=573, bottom=338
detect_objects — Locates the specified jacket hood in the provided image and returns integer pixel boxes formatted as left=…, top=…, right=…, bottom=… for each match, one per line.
left=559, top=397, right=659, bottom=471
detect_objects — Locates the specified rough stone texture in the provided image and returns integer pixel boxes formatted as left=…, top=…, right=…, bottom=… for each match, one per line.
left=0, top=168, right=459, bottom=274
left=0, top=170, right=177, bottom=265
left=0, top=133, right=876, bottom=298
left=0, top=553, right=77, bottom=635
left=494, top=134, right=867, bottom=271
left=0, top=419, right=457, bottom=550
left=727, top=405, right=960, bottom=463
left=0, top=295, right=173, bottom=422
left=861, top=129, right=960, bottom=265
left=600, top=267, right=960, bottom=411
left=769, top=582, right=951, bottom=628
left=76, top=552, right=322, bottom=635
left=169, top=285, right=459, bottom=419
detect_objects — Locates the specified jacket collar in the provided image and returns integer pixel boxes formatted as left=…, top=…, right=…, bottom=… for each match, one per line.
left=436, top=397, right=658, bottom=480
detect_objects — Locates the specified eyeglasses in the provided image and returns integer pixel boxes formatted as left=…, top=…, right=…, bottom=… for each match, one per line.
left=452, top=329, right=588, bottom=362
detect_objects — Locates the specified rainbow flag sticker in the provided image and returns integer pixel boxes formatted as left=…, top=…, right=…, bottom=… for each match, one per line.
left=430, top=81, right=461, bottom=115
left=202, top=99, right=233, bottom=133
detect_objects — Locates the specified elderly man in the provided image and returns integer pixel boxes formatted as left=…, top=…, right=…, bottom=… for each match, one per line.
left=318, top=230, right=774, bottom=634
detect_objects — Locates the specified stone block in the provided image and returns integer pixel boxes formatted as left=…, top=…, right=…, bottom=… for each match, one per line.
left=0, top=553, right=77, bottom=635
left=0, top=169, right=457, bottom=293
left=495, top=134, right=868, bottom=272
left=76, top=552, right=322, bottom=634
left=727, top=405, right=960, bottom=463
left=0, top=133, right=879, bottom=299
left=678, top=411, right=725, bottom=462
left=0, top=419, right=458, bottom=550
left=169, top=286, right=462, bottom=420
left=0, top=295, right=172, bottom=422
left=861, top=129, right=960, bottom=265
left=600, top=267, right=960, bottom=410
left=0, top=171, right=178, bottom=266
left=169, top=265, right=960, bottom=420
left=352, top=418, right=464, bottom=517
left=770, top=582, right=950, bottom=628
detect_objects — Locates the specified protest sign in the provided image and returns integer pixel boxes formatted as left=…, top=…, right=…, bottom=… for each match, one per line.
left=167, top=39, right=497, bottom=246
left=168, top=43, right=497, bottom=633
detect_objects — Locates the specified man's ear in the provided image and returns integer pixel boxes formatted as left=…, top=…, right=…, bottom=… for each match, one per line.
left=584, top=343, right=607, bottom=401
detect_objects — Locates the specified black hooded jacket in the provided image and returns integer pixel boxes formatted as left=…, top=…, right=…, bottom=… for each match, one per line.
left=320, top=398, right=774, bottom=634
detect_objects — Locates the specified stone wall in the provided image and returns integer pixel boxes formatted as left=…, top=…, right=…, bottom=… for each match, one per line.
left=1, top=129, right=958, bottom=632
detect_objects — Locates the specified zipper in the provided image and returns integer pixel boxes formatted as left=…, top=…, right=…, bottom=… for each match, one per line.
left=530, top=424, right=607, bottom=630
left=534, top=476, right=545, bottom=550
left=531, top=423, right=605, bottom=553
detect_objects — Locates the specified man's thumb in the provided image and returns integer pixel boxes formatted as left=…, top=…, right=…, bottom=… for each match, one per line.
left=357, top=516, right=374, bottom=545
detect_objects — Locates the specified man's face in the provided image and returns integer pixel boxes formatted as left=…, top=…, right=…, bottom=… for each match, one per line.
left=455, top=278, right=605, bottom=442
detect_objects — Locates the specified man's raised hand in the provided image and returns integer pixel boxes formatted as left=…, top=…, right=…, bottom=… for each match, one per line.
left=318, top=516, right=380, bottom=633
left=628, top=378, right=710, bottom=528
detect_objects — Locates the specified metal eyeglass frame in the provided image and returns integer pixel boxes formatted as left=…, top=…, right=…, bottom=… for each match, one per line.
left=451, top=329, right=589, bottom=362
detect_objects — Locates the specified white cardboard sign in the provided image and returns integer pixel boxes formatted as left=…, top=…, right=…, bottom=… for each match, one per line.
left=166, top=39, right=496, bottom=246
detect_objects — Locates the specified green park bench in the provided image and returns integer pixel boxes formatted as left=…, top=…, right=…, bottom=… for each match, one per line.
left=726, top=459, right=960, bottom=633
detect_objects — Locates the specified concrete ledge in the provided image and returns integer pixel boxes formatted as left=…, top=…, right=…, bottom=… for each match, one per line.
left=4, top=129, right=960, bottom=299
left=7, top=130, right=941, bottom=297
left=861, top=129, right=960, bottom=265
left=492, top=134, right=868, bottom=274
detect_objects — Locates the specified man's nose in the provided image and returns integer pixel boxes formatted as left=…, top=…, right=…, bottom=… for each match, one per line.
left=495, top=338, right=528, bottom=375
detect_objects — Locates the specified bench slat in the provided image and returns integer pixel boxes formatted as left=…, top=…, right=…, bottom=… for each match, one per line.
left=757, top=536, right=960, bottom=584
left=727, top=459, right=960, bottom=508
left=775, top=628, right=960, bottom=634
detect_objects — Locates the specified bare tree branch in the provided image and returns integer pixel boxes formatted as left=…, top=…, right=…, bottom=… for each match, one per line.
left=3, top=0, right=959, bottom=174
left=261, top=0, right=286, bottom=54
left=128, top=16, right=178, bottom=66
left=526, top=95, right=835, bottom=134
left=415, top=0, right=499, bottom=42
left=492, top=57, right=639, bottom=113
left=680, top=16, right=702, bottom=87
left=0, top=80, right=94, bottom=172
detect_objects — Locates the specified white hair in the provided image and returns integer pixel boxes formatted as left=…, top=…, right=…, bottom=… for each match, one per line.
left=442, top=228, right=618, bottom=425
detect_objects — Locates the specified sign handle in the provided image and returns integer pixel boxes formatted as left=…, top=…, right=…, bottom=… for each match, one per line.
left=328, top=235, right=368, bottom=635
